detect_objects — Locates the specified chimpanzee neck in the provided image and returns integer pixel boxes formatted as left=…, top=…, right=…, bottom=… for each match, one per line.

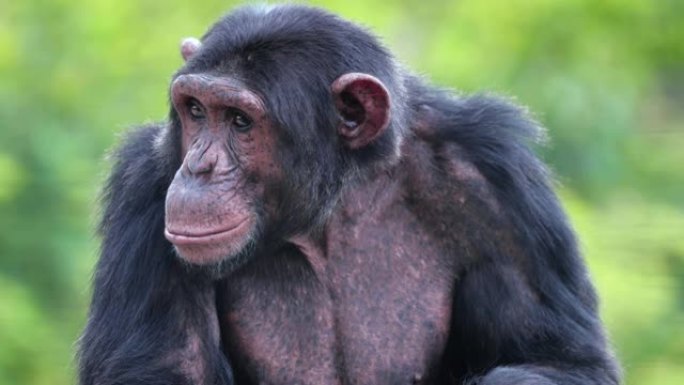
left=285, top=160, right=405, bottom=270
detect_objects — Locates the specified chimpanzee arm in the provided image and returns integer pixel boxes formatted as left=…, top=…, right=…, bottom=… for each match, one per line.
left=77, top=124, right=234, bottom=385
left=449, top=262, right=619, bottom=385
left=426, top=95, right=621, bottom=385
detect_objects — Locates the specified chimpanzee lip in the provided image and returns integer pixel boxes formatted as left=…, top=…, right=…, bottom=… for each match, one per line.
left=164, top=217, right=250, bottom=245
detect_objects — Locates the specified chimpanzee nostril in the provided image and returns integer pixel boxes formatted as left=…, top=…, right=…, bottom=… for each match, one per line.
left=188, top=154, right=216, bottom=175
left=186, top=142, right=217, bottom=176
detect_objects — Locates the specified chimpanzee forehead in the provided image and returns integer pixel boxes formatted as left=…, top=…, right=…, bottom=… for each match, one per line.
left=171, top=74, right=266, bottom=113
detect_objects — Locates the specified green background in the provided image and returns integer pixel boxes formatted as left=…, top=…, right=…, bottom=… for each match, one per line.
left=0, top=0, right=682, bottom=384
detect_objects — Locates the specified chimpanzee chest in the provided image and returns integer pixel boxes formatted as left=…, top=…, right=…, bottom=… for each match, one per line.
left=218, top=208, right=455, bottom=385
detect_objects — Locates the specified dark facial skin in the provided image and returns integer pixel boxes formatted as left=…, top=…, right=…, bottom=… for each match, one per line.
left=164, top=74, right=279, bottom=265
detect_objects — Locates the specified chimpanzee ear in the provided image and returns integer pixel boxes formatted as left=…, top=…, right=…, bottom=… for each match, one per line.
left=331, top=73, right=391, bottom=149
left=180, top=37, right=202, bottom=62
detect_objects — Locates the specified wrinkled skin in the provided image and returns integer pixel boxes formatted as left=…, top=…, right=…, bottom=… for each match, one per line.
left=165, top=74, right=274, bottom=266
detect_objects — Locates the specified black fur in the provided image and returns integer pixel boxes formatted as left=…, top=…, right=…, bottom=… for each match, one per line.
left=415, top=92, right=620, bottom=384
left=78, top=126, right=233, bottom=385
left=79, top=5, right=619, bottom=385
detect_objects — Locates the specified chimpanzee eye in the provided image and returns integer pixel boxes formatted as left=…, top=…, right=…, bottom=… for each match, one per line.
left=232, top=111, right=253, bottom=133
left=187, top=98, right=205, bottom=120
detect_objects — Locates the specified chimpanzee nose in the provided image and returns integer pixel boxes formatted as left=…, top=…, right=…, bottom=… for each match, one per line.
left=185, top=141, right=217, bottom=176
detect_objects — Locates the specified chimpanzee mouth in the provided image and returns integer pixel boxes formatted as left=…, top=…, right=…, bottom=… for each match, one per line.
left=164, top=217, right=251, bottom=246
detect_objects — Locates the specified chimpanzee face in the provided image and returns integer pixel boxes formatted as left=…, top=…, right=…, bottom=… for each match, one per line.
left=164, top=73, right=280, bottom=266
left=163, top=38, right=391, bottom=268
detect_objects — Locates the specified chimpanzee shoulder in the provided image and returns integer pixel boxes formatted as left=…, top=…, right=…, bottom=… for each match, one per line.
left=399, top=87, right=616, bottom=380
left=99, top=124, right=173, bottom=223
left=407, top=86, right=596, bottom=306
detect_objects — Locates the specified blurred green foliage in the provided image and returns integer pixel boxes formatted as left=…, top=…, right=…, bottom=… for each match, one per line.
left=0, top=0, right=682, bottom=384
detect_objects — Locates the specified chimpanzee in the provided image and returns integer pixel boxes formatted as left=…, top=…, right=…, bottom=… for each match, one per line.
left=78, top=4, right=620, bottom=385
